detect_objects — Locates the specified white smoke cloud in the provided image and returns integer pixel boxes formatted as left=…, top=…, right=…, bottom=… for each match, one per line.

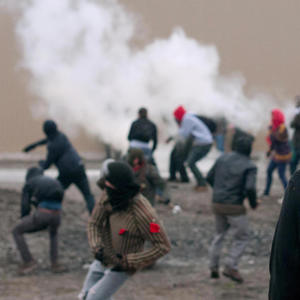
left=2, top=0, right=294, bottom=150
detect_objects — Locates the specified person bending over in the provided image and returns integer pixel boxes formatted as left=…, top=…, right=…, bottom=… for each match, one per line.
left=23, top=120, right=95, bottom=213
left=173, top=105, right=213, bottom=191
left=126, top=148, right=170, bottom=206
left=12, top=167, right=65, bottom=275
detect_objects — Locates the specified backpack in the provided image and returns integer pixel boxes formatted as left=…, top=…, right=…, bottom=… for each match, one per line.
left=196, top=115, right=217, bottom=134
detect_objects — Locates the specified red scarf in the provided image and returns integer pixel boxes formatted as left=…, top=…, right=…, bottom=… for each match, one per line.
left=133, top=161, right=145, bottom=173
left=271, top=109, right=285, bottom=132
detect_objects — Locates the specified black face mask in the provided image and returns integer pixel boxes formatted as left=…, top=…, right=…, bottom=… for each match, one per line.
left=106, top=187, right=130, bottom=211
left=106, top=184, right=140, bottom=212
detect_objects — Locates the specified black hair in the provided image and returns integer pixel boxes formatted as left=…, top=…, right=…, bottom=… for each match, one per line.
left=138, top=107, right=147, bottom=118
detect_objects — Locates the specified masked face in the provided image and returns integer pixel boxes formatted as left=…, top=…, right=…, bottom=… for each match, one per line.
left=97, top=177, right=125, bottom=209
left=106, top=186, right=125, bottom=210
left=105, top=180, right=140, bottom=212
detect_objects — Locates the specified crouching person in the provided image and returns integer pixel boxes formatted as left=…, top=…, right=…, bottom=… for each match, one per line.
left=126, top=148, right=170, bottom=206
left=12, top=167, right=64, bottom=275
left=207, top=136, right=258, bottom=283
left=79, top=161, right=171, bottom=300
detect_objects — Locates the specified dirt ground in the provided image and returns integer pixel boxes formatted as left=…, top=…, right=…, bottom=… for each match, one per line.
left=0, top=154, right=286, bottom=300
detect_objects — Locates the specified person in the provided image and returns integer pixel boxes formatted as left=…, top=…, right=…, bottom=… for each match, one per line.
left=128, top=107, right=158, bottom=164
left=168, top=115, right=217, bottom=183
left=262, top=109, right=291, bottom=197
left=78, top=161, right=171, bottom=300
left=23, top=120, right=95, bottom=214
left=290, top=95, right=300, bottom=175
left=126, top=148, right=170, bottom=206
left=173, top=105, right=213, bottom=191
left=231, top=127, right=255, bottom=152
left=12, top=167, right=65, bottom=275
left=207, top=136, right=258, bottom=283
left=168, top=135, right=190, bottom=183
left=268, top=170, right=300, bottom=299
left=223, top=123, right=254, bottom=153
left=214, top=116, right=227, bottom=152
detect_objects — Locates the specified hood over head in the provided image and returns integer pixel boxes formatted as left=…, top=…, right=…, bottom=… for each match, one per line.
left=43, top=120, right=58, bottom=137
left=127, top=148, right=145, bottom=166
left=104, top=161, right=140, bottom=211
left=25, top=167, right=43, bottom=182
left=233, top=135, right=254, bottom=156
left=106, top=161, right=139, bottom=191
left=271, top=109, right=285, bottom=131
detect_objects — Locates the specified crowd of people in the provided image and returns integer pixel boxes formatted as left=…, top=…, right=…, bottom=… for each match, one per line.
left=10, top=96, right=300, bottom=299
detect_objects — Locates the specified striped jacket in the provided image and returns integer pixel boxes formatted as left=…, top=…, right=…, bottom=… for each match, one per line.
left=88, top=192, right=171, bottom=272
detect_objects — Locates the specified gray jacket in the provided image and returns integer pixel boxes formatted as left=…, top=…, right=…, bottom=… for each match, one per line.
left=207, top=152, right=257, bottom=209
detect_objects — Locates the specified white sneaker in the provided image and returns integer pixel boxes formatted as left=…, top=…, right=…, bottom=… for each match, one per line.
left=277, top=197, right=284, bottom=205
left=78, top=291, right=87, bottom=300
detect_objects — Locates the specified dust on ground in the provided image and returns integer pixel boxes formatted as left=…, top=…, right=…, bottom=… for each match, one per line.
left=0, top=156, right=285, bottom=300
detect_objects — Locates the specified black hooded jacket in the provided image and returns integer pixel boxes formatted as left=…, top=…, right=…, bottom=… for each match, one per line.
left=128, top=118, right=158, bottom=152
left=269, top=170, right=300, bottom=300
left=40, top=120, right=83, bottom=176
left=21, top=167, right=64, bottom=217
left=206, top=136, right=257, bottom=208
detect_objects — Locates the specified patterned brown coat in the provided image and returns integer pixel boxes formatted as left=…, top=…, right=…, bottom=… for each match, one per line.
left=88, top=192, right=171, bottom=273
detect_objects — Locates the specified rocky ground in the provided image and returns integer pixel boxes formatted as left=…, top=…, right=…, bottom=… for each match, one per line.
left=0, top=154, right=285, bottom=300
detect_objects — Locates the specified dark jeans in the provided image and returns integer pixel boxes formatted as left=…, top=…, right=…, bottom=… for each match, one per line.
left=290, top=149, right=300, bottom=175
left=187, top=144, right=212, bottom=186
left=141, top=147, right=157, bottom=166
left=169, top=146, right=189, bottom=182
left=215, top=134, right=225, bottom=152
left=59, top=166, right=95, bottom=214
left=264, top=159, right=288, bottom=195
left=12, top=209, right=61, bottom=264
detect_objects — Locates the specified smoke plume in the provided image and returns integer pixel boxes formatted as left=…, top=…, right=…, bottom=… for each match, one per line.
left=2, top=0, right=294, bottom=150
